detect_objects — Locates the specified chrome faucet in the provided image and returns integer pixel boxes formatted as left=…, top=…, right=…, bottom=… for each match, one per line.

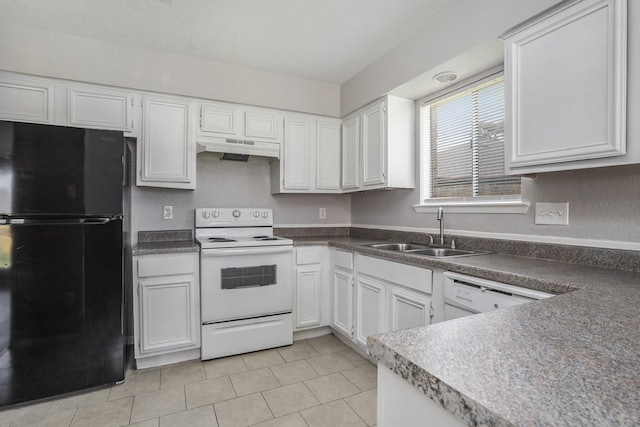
left=437, top=207, right=445, bottom=245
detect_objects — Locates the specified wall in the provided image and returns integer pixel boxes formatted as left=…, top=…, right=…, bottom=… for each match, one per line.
left=347, top=0, right=640, bottom=249
left=130, top=154, right=351, bottom=245
left=0, top=22, right=340, bottom=117
left=340, top=0, right=561, bottom=115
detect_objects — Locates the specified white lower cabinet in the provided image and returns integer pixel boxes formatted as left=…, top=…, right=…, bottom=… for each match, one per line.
left=332, top=249, right=355, bottom=338
left=388, top=286, right=432, bottom=331
left=331, top=250, right=433, bottom=349
left=294, top=246, right=330, bottom=330
left=355, top=276, right=386, bottom=347
left=133, top=252, right=200, bottom=368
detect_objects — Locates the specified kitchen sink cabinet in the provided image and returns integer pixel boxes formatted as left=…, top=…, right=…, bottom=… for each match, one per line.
left=272, top=114, right=341, bottom=194
left=294, top=246, right=331, bottom=330
left=503, top=0, right=629, bottom=174
left=330, top=250, right=433, bottom=349
left=138, top=94, right=196, bottom=190
left=133, top=252, right=200, bottom=368
left=341, top=95, right=415, bottom=192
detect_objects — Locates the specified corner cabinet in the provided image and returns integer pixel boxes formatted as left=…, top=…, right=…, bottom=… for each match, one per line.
left=503, top=0, right=629, bottom=174
left=341, top=96, right=415, bottom=192
left=138, top=95, right=196, bottom=189
left=271, top=114, right=341, bottom=194
left=133, top=252, right=200, bottom=368
left=294, top=246, right=331, bottom=330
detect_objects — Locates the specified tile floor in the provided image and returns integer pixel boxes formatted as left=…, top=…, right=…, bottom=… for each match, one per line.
left=0, top=334, right=377, bottom=427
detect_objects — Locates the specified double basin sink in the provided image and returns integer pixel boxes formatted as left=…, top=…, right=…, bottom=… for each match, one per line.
left=363, top=242, right=486, bottom=258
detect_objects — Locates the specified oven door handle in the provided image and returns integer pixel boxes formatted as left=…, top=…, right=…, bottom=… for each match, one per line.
left=201, top=246, right=294, bottom=257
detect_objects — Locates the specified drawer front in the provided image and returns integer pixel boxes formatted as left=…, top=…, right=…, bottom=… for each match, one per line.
left=358, top=255, right=432, bottom=294
left=296, top=247, right=322, bottom=265
left=334, top=250, right=354, bottom=270
left=138, top=253, right=196, bottom=278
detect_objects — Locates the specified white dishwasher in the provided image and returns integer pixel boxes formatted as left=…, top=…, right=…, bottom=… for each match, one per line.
left=443, top=271, right=553, bottom=321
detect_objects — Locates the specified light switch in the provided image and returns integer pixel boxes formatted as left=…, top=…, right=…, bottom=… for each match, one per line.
left=163, top=205, right=173, bottom=220
left=535, top=203, right=568, bottom=225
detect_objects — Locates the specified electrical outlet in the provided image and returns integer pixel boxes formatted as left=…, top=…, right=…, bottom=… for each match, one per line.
left=535, top=203, right=568, bottom=225
left=319, top=208, right=326, bottom=220
left=163, top=205, right=173, bottom=220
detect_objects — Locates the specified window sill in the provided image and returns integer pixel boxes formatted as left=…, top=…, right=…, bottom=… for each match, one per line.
left=413, top=199, right=530, bottom=214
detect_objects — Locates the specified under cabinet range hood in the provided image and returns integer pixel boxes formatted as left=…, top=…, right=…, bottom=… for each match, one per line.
left=197, top=137, right=280, bottom=162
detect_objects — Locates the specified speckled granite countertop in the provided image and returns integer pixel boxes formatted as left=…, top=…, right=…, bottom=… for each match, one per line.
left=290, top=235, right=640, bottom=426
left=132, top=230, right=199, bottom=256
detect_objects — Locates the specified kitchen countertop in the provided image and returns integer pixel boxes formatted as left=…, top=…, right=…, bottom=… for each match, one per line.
left=132, top=229, right=199, bottom=256
left=290, top=235, right=640, bottom=425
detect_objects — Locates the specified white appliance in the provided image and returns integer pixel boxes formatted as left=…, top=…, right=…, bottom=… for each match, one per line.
left=443, top=271, right=553, bottom=321
left=195, top=208, right=294, bottom=360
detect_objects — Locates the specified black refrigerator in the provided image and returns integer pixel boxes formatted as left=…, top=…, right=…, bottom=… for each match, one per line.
left=0, top=120, right=125, bottom=407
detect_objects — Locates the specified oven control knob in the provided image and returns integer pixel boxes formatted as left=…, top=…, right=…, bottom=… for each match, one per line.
left=232, top=209, right=241, bottom=218
left=261, top=211, right=268, bottom=218
left=252, top=210, right=260, bottom=218
left=212, top=210, right=220, bottom=218
left=203, top=211, right=211, bottom=219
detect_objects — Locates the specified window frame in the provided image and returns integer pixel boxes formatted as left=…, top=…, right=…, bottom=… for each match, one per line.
left=413, top=68, right=529, bottom=214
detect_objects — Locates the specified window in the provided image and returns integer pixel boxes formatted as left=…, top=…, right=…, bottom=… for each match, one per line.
left=416, top=73, right=526, bottom=214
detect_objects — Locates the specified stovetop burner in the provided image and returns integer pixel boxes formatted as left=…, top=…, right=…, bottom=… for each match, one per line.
left=208, top=237, right=237, bottom=242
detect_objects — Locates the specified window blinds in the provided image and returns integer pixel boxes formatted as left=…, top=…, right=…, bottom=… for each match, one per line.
left=425, top=77, right=520, bottom=199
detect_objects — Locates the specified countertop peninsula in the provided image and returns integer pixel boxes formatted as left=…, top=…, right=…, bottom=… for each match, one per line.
left=290, top=235, right=640, bottom=426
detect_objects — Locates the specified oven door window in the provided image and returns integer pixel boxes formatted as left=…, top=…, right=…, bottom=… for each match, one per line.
left=221, top=265, right=277, bottom=289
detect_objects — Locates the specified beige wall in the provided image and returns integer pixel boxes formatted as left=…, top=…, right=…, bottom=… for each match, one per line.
left=0, top=22, right=340, bottom=117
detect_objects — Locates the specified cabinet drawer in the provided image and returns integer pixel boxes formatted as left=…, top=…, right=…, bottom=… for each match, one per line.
left=296, top=247, right=322, bottom=265
left=334, top=250, right=354, bottom=270
left=358, top=255, right=432, bottom=294
left=138, top=253, right=196, bottom=278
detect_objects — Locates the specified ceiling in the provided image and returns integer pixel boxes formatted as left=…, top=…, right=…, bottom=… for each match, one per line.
left=0, top=0, right=455, bottom=85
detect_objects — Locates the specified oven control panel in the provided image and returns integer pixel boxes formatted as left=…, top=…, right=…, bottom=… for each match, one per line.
left=195, top=208, right=273, bottom=227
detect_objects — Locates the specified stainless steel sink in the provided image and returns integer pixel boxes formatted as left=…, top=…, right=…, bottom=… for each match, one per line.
left=367, top=243, right=430, bottom=251
left=405, top=248, right=483, bottom=258
left=364, top=242, right=486, bottom=258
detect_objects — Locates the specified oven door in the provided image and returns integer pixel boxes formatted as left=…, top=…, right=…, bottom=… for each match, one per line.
left=200, top=246, right=293, bottom=323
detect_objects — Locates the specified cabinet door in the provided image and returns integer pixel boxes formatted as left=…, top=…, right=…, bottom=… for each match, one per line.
left=67, top=86, right=136, bottom=135
left=333, top=268, right=354, bottom=338
left=295, top=265, right=322, bottom=329
left=139, top=95, right=195, bottom=189
left=283, top=116, right=314, bottom=191
left=199, top=103, right=239, bottom=135
left=138, top=274, right=199, bottom=354
left=0, top=74, right=54, bottom=124
left=245, top=110, right=280, bottom=140
left=361, top=101, right=386, bottom=188
left=355, top=275, right=386, bottom=347
left=504, top=0, right=626, bottom=172
left=316, top=119, right=341, bottom=191
left=341, top=114, right=360, bottom=190
left=389, top=287, right=432, bottom=332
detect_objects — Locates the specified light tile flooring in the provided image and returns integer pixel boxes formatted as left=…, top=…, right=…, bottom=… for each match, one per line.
left=0, top=334, right=377, bottom=427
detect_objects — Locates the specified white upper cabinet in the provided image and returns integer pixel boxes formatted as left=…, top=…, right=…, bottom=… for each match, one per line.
left=503, top=0, right=628, bottom=174
left=138, top=95, right=196, bottom=190
left=245, top=110, right=280, bottom=140
left=316, top=120, right=342, bottom=191
left=199, top=102, right=240, bottom=136
left=341, top=95, right=415, bottom=192
left=341, top=114, right=360, bottom=190
left=67, top=85, right=139, bottom=137
left=272, top=114, right=341, bottom=194
left=0, top=73, right=55, bottom=124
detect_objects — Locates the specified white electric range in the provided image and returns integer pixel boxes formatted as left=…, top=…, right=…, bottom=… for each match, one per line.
left=195, top=208, right=294, bottom=360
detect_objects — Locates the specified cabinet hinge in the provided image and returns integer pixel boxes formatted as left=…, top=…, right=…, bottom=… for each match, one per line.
left=130, top=98, right=134, bottom=107
left=131, top=120, right=134, bottom=128
left=138, top=339, right=141, bottom=350
left=136, top=284, right=140, bottom=296
left=429, top=306, right=434, bottom=318
left=282, top=179, right=285, bottom=186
